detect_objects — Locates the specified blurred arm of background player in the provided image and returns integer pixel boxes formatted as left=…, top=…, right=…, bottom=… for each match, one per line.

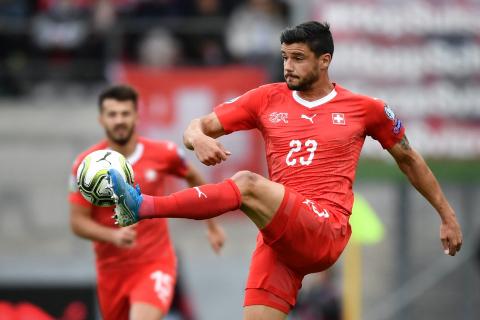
left=70, top=203, right=137, bottom=248
left=183, top=162, right=226, bottom=254
left=70, top=162, right=226, bottom=253
left=388, top=135, right=463, bottom=256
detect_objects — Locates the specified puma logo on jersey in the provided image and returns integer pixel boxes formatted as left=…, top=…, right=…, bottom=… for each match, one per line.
left=302, top=199, right=329, bottom=218
left=194, top=187, right=207, bottom=198
left=269, top=112, right=288, bottom=124
left=301, top=114, right=317, bottom=123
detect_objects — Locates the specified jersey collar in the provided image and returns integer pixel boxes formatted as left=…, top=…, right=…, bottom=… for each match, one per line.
left=107, top=142, right=144, bottom=165
left=292, top=87, right=337, bottom=109
left=126, top=143, right=144, bottom=165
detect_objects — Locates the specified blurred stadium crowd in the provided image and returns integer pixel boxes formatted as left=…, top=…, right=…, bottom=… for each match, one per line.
left=0, top=0, right=290, bottom=96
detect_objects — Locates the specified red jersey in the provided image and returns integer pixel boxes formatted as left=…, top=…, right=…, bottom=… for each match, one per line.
left=215, top=83, right=405, bottom=215
left=69, top=137, right=188, bottom=269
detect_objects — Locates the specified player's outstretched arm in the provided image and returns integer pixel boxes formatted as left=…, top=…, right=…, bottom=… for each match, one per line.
left=183, top=112, right=231, bottom=166
left=388, top=135, right=463, bottom=256
left=183, top=162, right=226, bottom=254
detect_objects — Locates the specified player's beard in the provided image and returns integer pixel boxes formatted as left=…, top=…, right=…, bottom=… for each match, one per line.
left=105, top=124, right=135, bottom=146
left=285, top=69, right=319, bottom=91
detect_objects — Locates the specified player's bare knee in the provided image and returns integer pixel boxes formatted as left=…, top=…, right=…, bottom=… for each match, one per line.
left=231, top=170, right=260, bottom=198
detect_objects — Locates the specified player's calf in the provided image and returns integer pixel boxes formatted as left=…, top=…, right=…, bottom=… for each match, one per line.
left=130, top=303, right=164, bottom=320
left=109, top=174, right=242, bottom=224
left=244, top=305, right=288, bottom=320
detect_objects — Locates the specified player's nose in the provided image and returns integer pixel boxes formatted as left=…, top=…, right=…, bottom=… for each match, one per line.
left=113, top=116, right=127, bottom=125
left=283, top=58, right=293, bottom=71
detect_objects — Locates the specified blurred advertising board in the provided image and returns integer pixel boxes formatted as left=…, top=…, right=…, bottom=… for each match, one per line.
left=0, top=286, right=96, bottom=320
left=314, top=0, right=480, bottom=159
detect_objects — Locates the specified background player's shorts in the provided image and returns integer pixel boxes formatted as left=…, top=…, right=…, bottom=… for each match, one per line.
left=97, top=261, right=177, bottom=320
left=244, top=187, right=351, bottom=314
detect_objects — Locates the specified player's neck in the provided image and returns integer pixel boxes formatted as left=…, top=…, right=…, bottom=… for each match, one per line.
left=108, top=135, right=138, bottom=158
left=296, top=78, right=334, bottom=102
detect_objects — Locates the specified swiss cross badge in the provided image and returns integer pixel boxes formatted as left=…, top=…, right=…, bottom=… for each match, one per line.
left=332, top=113, right=345, bottom=125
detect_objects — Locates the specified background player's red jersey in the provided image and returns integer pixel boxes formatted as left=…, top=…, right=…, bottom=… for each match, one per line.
left=215, top=83, right=405, bottom=214
left=69, top=137, right=188, bottom=269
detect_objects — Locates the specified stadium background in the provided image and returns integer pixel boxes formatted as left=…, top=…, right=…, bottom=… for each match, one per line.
left=1, top=0, right=479, bottom=319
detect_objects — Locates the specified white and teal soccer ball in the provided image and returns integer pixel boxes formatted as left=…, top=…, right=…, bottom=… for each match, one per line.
left=76, top=150, right=134, bottom=207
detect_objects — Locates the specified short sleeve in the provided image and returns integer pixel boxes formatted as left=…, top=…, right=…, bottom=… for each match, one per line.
left=214, top=86, right=266, bottom=134
left=166, top=142, right=189, bottom=178
left=68, top=158, right=92, bottom=208
left=365, top=99, right=405, bottom=149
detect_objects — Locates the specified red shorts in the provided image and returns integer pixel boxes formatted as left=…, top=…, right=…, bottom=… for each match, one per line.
left=244, top=187, right=351, bottom=314
left=97, top=261, right=177, bottom=320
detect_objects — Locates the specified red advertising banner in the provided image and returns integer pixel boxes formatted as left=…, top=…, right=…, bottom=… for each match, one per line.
left=115, top=64, right=268, bottom=184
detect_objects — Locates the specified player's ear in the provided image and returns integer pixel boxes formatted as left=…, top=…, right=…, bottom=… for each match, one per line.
left=98, top=113, right=105, bottom=126
left=132, top=106, right=139, bottom=122
left=98, top=104, right=105, bottom=125
left=319, top=53, right=332, bottom=69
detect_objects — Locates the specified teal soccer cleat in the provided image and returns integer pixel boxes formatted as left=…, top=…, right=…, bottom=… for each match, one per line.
left=107, top=168, right=143, bottom=227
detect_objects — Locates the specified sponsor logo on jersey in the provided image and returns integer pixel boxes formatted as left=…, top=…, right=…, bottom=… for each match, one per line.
left=269, top=112, right=289, bottom=123
left=393, top=118, right=402, bottom=134
left=301, top=114, right=317, bottom=123
left=332, top=113, right=345, bottom=125
left=384, top=104, right=395, bottom=120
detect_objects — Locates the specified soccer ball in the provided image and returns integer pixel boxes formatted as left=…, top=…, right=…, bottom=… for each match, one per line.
left=76, top=150, right=134, bottom=207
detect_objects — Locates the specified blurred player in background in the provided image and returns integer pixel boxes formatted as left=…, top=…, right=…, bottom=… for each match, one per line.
left=108, top=22, right=463, bottom=320
left=69, top=85, right=226, bottom=320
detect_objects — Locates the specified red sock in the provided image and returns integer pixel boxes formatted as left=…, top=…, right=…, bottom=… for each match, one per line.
left=139, top=179, right=242, bottom=220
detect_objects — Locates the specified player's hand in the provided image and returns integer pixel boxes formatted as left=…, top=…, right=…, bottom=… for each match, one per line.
left=111, top=225, right=137, bottom=248
left=440, top=215, right=462, bottom=256
left=192, top=135, right=231, bottom=166
left=206, top=222, right=226, bottom=254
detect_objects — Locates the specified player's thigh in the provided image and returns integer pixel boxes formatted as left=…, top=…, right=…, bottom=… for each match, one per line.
left=231, top=171, right=285, bottom=228
left=245, top=238, right=303, bottom=313
left=97, top=270, right=131, bottom=320
left=130, top=302, right=164, bottom=320
left=243, top=305, right=288, bottom=320
left=130, top=262, right=177, bottom=318
left=267, top=194, right=351, bottom=273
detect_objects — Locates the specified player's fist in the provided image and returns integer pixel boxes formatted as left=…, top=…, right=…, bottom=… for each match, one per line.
left=440, top=216, right=462, bottom=256
left=192, top=135, right=231, bottom=166
left=111, top=225, right=137, bottom=248
left=207, top=222, right=226, bottom=254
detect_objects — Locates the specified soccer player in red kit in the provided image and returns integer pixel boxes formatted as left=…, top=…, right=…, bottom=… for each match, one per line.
left=108, top=22, right=463, bottom=320
left=69, top=85, right=225, bottom=320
